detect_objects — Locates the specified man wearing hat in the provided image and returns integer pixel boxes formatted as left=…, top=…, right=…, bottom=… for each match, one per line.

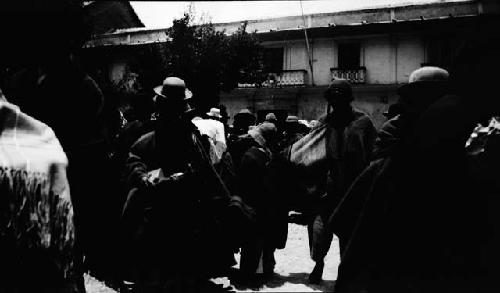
left=227, top=109, right=258, bottom=171
left=328, top=67, right=482, bottom=293
left=279, top=115, right=305, bottom=150
left=307, top=78, right=376, bottom=284
left=206, top=107, right=223, bottom=121
left=192, top=107, right=227, bottom=165
left=124, top=76, right=234, bottom=290
left=372, top=66, right=450, bottom=160
left=238, top=122, right=288, bottom=281
left=265, top=112, right=278, bottom=126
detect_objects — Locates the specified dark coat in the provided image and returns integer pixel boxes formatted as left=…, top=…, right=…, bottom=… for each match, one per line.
left=122, top=121, right=235, bottom=277
left=227, top=133, right=260, bottom=172
left=329, top=95, right=485, bottom=293
left=239, top=146, right=288, bottom=249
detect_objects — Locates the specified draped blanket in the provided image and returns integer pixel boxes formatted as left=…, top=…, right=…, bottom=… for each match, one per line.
left=0, top=101, right=75, bottom=289
left=287, top=110, right=376, bottom=210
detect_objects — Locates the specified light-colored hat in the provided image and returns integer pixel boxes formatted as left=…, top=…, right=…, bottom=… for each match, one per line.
left=206, top=107, right=222, bottom=119
left=397, top=66, right=449, bottom=113
left=238, top=109, right=253, bottom=115
left=408, top=66, right=449, bottom=83
left=265, top=112, right=277, bottom=122
left=398, top=66, right=449, bottom=97
left=154, top=76, right=193, bottom=100
left=285, top=115, right=299, bottom=123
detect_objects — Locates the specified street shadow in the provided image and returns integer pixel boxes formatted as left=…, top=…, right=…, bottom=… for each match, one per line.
left=267, top=272, right=336, bottom=291
left=229, top=271, right=336, bottom=292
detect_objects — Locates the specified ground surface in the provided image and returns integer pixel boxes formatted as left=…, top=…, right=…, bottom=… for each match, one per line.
left=85, top=223, right=340, bottom=292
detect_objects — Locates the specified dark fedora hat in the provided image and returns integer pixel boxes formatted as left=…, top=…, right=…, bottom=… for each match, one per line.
left=325, top=78, right=353, bottom=101
left=153, top=76, right=193, bottom=101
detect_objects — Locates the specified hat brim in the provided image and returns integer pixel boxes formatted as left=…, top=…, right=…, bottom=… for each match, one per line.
left=153, top=85, right=193, bottom=100
left=207, top=113, right=222, bottom=119
left=397, top=80, right=448, bottom=97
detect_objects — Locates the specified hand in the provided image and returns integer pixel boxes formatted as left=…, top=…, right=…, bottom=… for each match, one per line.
left=139, top=175, right=153, bottom=189
left=288, top=211, right=308, bottom=225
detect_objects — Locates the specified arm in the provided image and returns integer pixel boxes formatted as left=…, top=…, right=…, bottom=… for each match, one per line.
left=124, top=138, right=150, bottom=191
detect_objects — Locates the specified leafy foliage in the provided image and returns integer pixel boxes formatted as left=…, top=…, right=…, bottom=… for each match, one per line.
left=164, top=13, right=263, bottom=111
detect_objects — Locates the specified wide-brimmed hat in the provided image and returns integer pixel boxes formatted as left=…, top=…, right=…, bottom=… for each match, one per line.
left=154, top=77, right=193, bottom=101
left=238, top=109, right=252, bottom=115
left=248, top=122, right=277, bottom=148
left=397, top=66, right=449, bottom=97
left=325, top=79, right=353, bottom=101
left=397, top=66, right=449, bottom=113
left=234, top=109, right=255, bottom=125
left=206, top=107, right=222, bottom=119
left=285, top=115, right=299, bottom=123
left=265, top=112, right=277, bottom=122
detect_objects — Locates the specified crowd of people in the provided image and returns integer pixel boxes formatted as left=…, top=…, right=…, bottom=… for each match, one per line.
left=0, top=2, right=499, bottom=293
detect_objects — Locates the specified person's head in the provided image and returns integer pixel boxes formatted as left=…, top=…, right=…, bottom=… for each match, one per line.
left=285, top=115, right=300, bottom=132
left=397, top=66, right=449, bottom=116
left=265, top=112, right=278, bottom=125
left=324, top=79, right=353, bottom=111
left=233, top=109, right=255, bottom=132
left=249, top=121, right=278, bottom=150
left=206, top=107, right=222, bottom=121
left=153, top=76, right=192, bottom=121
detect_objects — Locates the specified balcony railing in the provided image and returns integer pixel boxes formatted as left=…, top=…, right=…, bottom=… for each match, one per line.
left=238, top=69, right=307, bottom=88
left=277, top=70, right=308, bottom=86
left=330, top=67, right=366, bottom=84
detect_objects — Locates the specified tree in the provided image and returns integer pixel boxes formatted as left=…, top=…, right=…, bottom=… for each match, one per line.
left=164, top=13, right=263, bottom=112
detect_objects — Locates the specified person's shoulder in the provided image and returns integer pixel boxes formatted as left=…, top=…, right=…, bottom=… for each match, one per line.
left=242, top=145, right=265, bottom=160
left=353, top=108, right=371, bottom=119
left=352, top=108, right=375, bottom=128
left=131, top=131, right=155, bottom=150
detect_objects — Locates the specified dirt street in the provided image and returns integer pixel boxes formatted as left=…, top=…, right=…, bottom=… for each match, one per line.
left=222, top=223, right=340, bottom=292
left=85, top=223, right=340, bottom=292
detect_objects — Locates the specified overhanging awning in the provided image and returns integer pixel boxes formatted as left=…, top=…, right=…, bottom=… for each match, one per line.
left=84, top=27, right=170, bottom=48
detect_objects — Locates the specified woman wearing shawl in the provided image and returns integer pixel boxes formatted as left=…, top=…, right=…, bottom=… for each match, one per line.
left=0, top=97, right=80, bottom=292
left=237, top=122, right=288, bottom=281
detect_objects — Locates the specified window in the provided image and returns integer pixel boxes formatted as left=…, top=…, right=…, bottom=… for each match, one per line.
left=338, top=43, right=361, bottom=69
left=425, top=36, right=458, bottom=70
left=263, top=47, right=284, bottom=73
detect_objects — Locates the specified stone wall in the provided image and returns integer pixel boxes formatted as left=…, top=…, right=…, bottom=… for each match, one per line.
left=220, top=84, right=399, bottom=129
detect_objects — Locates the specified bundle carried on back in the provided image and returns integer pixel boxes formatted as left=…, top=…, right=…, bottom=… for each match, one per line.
left=0, top=101, right=78, bottom=292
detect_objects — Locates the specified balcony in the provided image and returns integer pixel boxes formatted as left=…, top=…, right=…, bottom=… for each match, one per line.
left=238, top=69, right=307, bottom=88
left=330, top=67, right=366, bottom=84
left=276, top=70, right=308, bottom=86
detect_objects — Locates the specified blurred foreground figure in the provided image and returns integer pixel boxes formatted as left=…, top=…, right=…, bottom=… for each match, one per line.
left=237, top=122, right=288, bottom=282
left=329, top=66, right=487, bottom=292
left=0, top=98, right=80, bottom=292
left=279, top=115, right=305, bottom=150
left=193, top=107, right=227, bottom=165
left=123, top=77, right=236, bottom=292
left=286, top=79, right=376, bottom=284
left=0, top=0, right=118, bottom=283
left=228, top=109, right=257, bottom=172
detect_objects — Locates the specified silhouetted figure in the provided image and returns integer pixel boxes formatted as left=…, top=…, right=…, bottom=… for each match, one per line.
left=123, top=77, right=234, bottom=291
